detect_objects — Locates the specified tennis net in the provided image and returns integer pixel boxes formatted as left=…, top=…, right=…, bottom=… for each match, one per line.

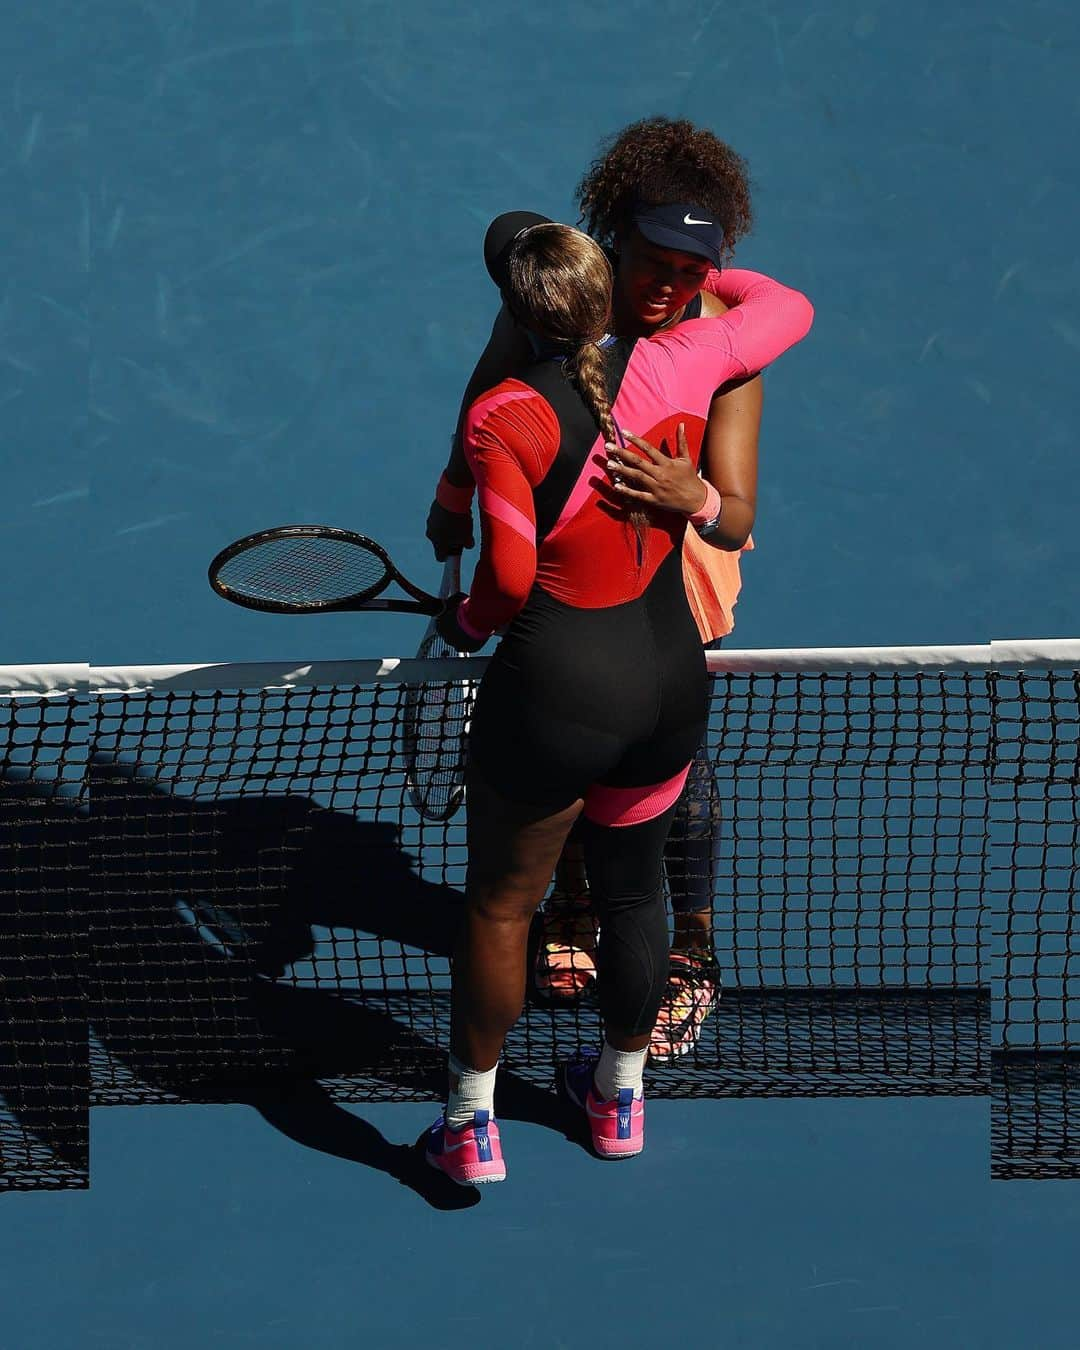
left=991, top=651, right=1080, bottom=1179
left=1, top=667, right=88, bottom=1191
left=2, top=641, right=1075, bottom=1190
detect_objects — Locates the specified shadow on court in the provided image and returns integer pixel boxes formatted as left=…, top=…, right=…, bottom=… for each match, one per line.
left=86, top=760, right=586, bottom=1208
left=4, top=758, right=988, bottom=1200
left=239, top=991, right=587, bottom=1212
left=2, top=760, right=593, bottom=1202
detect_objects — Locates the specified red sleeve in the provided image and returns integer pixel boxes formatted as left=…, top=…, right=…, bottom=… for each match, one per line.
left=644, top=270, right=814, bottom=402
left=456, top=382, right=560, bottom=640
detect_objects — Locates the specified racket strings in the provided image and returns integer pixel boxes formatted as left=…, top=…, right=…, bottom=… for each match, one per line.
left=402, top=629, right=473, bottom=819
left=217, top=537, right=386, bottom=605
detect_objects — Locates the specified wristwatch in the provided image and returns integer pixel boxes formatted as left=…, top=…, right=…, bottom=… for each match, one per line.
left=695, top=509, right=723, bottom=539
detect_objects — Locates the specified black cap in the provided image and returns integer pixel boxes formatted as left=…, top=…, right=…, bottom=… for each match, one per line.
left=631, top=201, right=724, bottom=271
left=483, top=211, right=553, bottom=290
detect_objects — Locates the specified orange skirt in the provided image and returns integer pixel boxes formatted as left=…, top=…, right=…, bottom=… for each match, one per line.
left=682, top=528, right=754, bottom=643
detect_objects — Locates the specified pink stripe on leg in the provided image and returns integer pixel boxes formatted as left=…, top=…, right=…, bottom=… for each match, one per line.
left=583, top=763, right=692, bottom=828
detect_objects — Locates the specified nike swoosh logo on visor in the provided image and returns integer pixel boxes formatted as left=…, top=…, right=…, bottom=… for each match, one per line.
left=683, top=213, right=712, bottom=226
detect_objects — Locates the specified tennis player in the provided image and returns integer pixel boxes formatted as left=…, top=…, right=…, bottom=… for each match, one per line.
left=423, top=215, right=812, bottom=1183
left=427, top=118, right=767, bottom=1059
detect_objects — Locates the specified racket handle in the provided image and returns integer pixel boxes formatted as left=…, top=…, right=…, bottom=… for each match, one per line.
left=438, top=556, right=461, bottom=600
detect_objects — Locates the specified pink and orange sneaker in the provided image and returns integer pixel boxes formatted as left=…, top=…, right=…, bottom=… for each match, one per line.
left=424, top=1110, right=506, bottom=1186
left=561, top=1051, right=645, bottom=1160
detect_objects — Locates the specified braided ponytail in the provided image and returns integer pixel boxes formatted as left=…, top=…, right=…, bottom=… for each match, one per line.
left=565, top=341, right=615, bottom=444
left=504, top=224, right=651, bottom=562
left=565, top=342, right=650, bottom=557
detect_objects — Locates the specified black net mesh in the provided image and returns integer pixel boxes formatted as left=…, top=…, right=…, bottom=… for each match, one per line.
left=0, top=693, right=89, bottom=1192
left=2, top=653, right=1075, bottom=1190
left=991, top=669, right=1080, bottom=1179
left=85, top=670, right=990, bottom=1104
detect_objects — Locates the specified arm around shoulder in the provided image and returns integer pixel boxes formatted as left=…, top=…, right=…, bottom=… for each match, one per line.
left=713, top=270, right=813, bottom=380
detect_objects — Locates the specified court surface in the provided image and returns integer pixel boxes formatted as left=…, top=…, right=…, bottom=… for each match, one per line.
left=3, top=2, right=1080, bottom=1346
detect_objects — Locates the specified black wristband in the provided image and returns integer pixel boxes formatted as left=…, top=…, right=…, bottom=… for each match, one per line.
left=435, top=594, right=487, bottom=653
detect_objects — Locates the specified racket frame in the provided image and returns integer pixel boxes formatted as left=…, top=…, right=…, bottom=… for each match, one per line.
left=403, top=554, right=473, bottom=821
left=208, top=524, right=440, bottom=616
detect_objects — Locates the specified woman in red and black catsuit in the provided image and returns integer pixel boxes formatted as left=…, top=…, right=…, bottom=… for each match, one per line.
left=422, top=216, right=812, bottom=1184
left=429, top=118, right=768, bottom=1059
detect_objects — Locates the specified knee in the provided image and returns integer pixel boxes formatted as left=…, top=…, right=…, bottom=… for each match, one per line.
left=595, top=881, right=664, bottom=919
left=465, top=880, right=541, bottom=927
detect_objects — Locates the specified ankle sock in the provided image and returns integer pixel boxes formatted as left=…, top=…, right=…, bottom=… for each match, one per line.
left=593, top=1041, right=647, bottom=1101
left=445, top=1054, right=498, bottom=1130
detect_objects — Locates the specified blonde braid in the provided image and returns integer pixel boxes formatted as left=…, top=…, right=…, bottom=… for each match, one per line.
left=566, top=341, right=616, bottom=444
left=567, top=342, right=650, bottom=558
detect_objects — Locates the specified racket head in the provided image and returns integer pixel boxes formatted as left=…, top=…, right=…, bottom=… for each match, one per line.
left=208, top=525, right=395, bottom=613
left=403, top=556, right=474, bottom=821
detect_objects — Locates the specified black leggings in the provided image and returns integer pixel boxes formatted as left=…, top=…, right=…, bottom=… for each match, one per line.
left=468, top=552, right=708, bottom=1037
left=664, top=637, right=723, bottom=914
left=579, top=807, right=677, bottom=1038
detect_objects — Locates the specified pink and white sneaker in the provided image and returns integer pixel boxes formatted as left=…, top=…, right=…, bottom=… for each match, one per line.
left=424, top=1110, right=506, bottom=1186
left=561, top=1051, right=645, bottom=1159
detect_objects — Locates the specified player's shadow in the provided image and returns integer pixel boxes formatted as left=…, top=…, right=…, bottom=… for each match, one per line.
left=239, top=983, right=583, bottom=1211
left=86, top=759, right=581, bottom=1208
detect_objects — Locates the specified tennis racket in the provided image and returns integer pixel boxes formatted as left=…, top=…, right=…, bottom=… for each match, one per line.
left=208, top=525, right=441, bottom=616
left=401, top=555, right=476, bottom=822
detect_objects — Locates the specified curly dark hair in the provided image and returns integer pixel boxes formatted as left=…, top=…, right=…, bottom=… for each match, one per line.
left=576, top=117, right=753, bottom=262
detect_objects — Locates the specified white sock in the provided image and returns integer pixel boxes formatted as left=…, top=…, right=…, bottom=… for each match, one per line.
left=593, top=1041, right=647, bottom=1101
left=445, top=1054, right=498, bottom=1130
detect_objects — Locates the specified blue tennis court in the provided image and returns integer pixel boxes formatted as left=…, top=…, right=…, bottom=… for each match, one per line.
left=3, top=3, right=1080, bottom=1345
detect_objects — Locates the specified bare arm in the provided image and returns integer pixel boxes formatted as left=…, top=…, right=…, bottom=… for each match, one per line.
left=691, top=286, right=761, bottom=548
left=698, top=374, right=761, bottom=550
